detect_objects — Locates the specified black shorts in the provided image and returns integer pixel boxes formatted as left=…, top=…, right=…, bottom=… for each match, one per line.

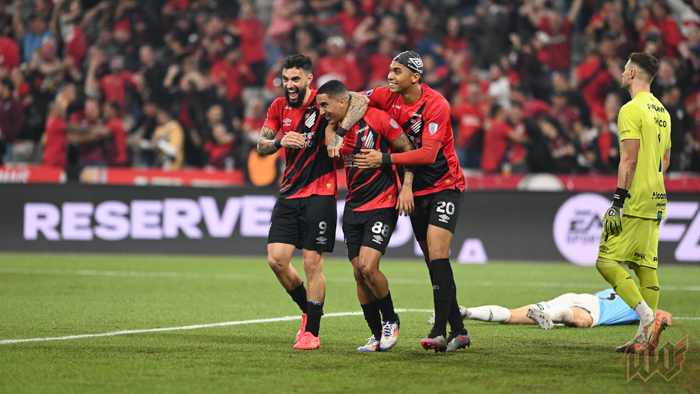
left=410, top=188, right=464, bottom=242
left=343, top=208, right=399, bottom=261
left=268, top=195, right=337, bottom=252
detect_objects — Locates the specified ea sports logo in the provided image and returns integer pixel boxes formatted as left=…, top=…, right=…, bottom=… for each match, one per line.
left=553, top=193, right=609, bottom=266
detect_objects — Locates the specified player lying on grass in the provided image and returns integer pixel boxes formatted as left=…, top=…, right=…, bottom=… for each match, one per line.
left=427, top=289, right=672, bottom=329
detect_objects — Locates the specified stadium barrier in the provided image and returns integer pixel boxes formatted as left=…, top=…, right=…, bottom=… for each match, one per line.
left=2, top=184, right=698, bottom=265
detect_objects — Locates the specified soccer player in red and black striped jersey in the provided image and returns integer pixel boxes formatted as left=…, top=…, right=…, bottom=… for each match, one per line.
left=257, top=55, right=369, bottom=350
left=353, top=51, right=470, bottom=352
left=317, top=80, right=415, bottom=352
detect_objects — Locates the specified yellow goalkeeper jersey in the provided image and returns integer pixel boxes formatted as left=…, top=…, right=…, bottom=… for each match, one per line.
left=617, top=91, right=671, bottom=220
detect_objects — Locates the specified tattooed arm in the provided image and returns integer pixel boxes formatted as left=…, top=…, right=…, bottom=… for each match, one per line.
left=391, top=132, right=416, bottom=216
left=257, top=126, right=306, bottom=155
left=339, top=92, right=369, bottom=131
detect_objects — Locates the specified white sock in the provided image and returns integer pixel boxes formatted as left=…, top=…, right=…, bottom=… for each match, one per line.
left=546, top=307, right=574, bottom=324
left=634, top=301, right=655, bottom=326
left=467, top=305, right=511, bottom=323
left=634, top=301, right=655, bottom=339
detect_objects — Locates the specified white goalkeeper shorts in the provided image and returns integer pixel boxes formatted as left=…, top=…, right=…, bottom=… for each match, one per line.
left=530, top=293, right=601, bottom=327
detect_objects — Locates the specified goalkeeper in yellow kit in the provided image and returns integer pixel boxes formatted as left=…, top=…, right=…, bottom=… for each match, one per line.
left=596, top=52, right=672, bottom=354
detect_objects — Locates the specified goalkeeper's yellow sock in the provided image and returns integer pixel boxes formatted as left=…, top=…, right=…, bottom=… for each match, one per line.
left=634, top=265, right=660, bottom=312
left=596, top=258, right=644, bottom=309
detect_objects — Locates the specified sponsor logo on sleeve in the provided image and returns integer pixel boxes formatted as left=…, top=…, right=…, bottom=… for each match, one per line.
left=428, top=123, right=438, bottom=135
left=390, top=119, right=399, bottom=129
left=365, top=90, right=373, bottom=96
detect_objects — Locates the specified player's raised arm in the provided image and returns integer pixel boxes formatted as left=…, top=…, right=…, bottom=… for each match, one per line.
left=257, top=126, right=306, bottom=155
left=326, top=92, right=369, bottom=156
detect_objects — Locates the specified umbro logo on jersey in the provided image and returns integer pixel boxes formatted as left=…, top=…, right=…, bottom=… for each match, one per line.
left=373, top=235, right=383, bottom=244
left=356, top=126, right=368, bottom=134
left=316, top=236, right=327, bottom=245
left=283, top=118, right=292, bottom=126
left=438, top=214, right=450, bottom=223
left=392, top=104, right=402, bottom=109
left=305, top=112, right=316, bottom=128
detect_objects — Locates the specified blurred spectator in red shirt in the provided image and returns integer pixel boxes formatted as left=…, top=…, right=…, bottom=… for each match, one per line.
left=86, top=54, right=135, bottom=117
left=550, top=90, right=582, bottom=139
left=210, top=46, right=255, bottom=113
left=204, top=122, right=236, bottom=169
left=652, top=1, right=681, bottom=57
left=230, top=3, right=266, bottom=86
left=583, top=108, right=619, bottom=174
left=103, top=101, right=129, bottom=166
left=540, top=115, right=578, bottom=173
left=511, top=87, right=551, bottom=119
left=315, top=0, right=366, bottom=41
left=572, top=45, right=612, bottom=115
left=482, top=104, right=523, bottom=173
left=507, top=102, right=531, bottom=173
left=42, top=100, right=67, bottom=168
left=523, top=0, right=583, bottom=72
left=452, top=82, right=487, bottom=169
left=367, top=38, right=394, bottom=89
left=0, top=33, right=19, bottom=71
left=0, top=77, right=23, bottom=164
left=314, top=36, right=364, bottom=91
left=68, top=98, right=108, bottom=165
left=241, top=97, right=266, bottom=148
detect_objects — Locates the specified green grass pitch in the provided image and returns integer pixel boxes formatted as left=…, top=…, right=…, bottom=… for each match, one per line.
left=0, top=253, right=698, bottom=393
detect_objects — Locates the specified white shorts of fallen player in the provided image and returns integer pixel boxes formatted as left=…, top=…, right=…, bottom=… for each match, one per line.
left=530, top=293, right=600, bottom=327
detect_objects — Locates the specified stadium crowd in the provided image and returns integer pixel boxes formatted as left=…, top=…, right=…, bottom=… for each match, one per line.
left=0, top=0, right=699, bottom=176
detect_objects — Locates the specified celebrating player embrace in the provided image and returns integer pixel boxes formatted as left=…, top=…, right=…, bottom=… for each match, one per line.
left=317, top=80, right=416, bottom=352
left=257, top=55, right=369, bottom=350
left=352, top=51, right=469, bottom=353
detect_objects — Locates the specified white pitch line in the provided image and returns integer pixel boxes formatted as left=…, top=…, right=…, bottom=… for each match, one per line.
left=2, top=267, right=700, bottom=292
left=0, top=309, right=433, bottom=345
left=1, top=309, right=698, bottom=345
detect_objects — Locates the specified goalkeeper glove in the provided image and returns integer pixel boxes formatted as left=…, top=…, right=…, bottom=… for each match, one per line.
left=603, top=188, right=626, bottom=236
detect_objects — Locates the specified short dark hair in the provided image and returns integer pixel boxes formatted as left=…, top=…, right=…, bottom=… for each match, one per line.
left=489, top=103, right=503, bottom=118
left=317, top=80, right=349, bottom=99
left=282, top=54, right=313, bottom=74
left=105, top=101, right=120, bottom=112
left=1, top=77, right=14, bottom=91
left=628, top=52, right=660, bottom=81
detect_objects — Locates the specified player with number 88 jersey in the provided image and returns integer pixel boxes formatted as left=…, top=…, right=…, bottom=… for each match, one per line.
left=318, top=80, right=417, bottom=352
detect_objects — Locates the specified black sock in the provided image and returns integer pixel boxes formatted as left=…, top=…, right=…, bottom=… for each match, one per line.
left=361, top=300, right=382, bottom=339
left=305, top=301, right=323, bottom=337
left=287, top=283, right=308, bottom=313
left=430, top=258, right=454, bottom=337
left=377, top=292, right=396, bottom=321
left=376, top=291, right=397, bottom=322
left=448, top=289, right=464, bottom=333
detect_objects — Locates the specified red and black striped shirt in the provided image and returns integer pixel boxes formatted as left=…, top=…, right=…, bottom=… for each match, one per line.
left=263, top=90, right=337, bottom=199
left=340, top=108, right=402, bottom=211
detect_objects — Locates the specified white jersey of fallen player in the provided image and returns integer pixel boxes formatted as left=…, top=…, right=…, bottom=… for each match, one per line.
left=530, top=288, right=640, bottom=327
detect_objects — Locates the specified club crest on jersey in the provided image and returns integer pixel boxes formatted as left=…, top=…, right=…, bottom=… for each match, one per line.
left=429, top=122, right=438, bottom=135
left=327, top=183, right=332, bottom=189
left=283, top=118, right=292, bottom=126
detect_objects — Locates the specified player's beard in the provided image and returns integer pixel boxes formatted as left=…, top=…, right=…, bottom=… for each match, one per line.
left=285, top=84, right=308, bottom=108
left=620, top=76, right=631, bottom=91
